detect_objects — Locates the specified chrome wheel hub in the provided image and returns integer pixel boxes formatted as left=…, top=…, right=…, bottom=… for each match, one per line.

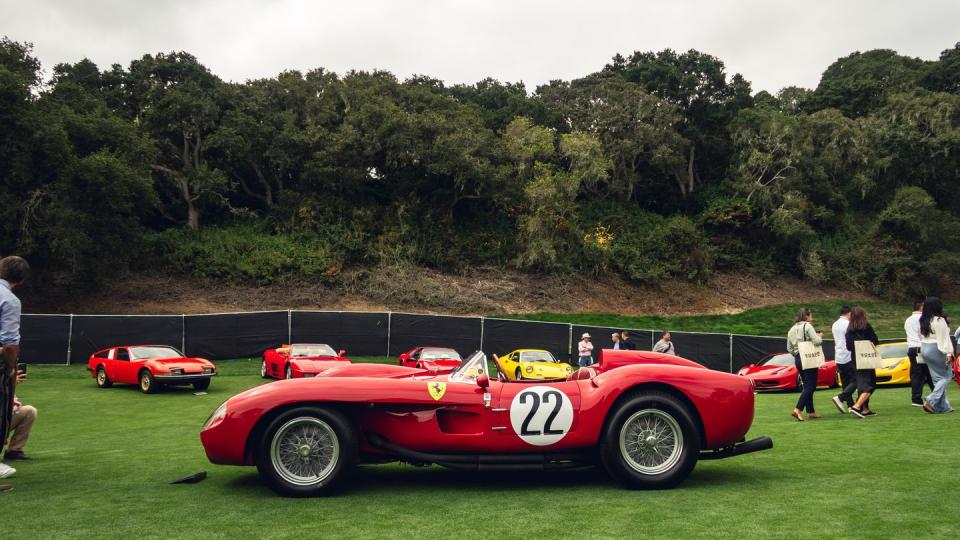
left=270, top=417, right=339, bottom=486
left=619, top=408, right=683, bottom=475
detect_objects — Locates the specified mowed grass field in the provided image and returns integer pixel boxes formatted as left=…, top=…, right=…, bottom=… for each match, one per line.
left=5, top=357, right=960, bottom=539
left=510, top=300, right=960, bottom=338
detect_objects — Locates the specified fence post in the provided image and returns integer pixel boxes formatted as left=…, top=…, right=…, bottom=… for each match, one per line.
left=181, top=314, right=186, bottom=354
left=386, top=312, right=392, bottom=357
left=729, top=334, right=734, bottom=373
left=567, top=324, right=573, bottom=359
left=480, top=316, right=485, bottom=351
left=287, top=310, right=292, bottom=344
left=66, top=314, right=74, bottom=365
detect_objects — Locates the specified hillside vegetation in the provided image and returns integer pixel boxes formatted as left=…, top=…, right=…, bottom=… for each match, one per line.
left=3, top=38, right=960, bottom=299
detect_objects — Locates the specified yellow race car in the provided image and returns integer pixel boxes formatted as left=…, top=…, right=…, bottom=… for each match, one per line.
left=874, top=342, right=911, bottom=385
left=498, top=349, right=574, bottom=381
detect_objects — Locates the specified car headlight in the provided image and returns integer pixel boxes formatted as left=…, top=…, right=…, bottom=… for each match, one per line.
left=203, top=367, right=213, bottom=374
left=202, top=401, right=228, bottom=430
left=171, top=368, right=184, bottom=375
left=565, top=365, right=574, bottom=373
left=525, top=365, right=533, bottom=373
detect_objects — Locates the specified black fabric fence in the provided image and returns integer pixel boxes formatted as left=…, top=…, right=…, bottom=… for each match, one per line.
left=17, top=311, right=884, bottom=373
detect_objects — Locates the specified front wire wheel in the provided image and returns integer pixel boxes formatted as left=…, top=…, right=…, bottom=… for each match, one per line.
left=140, top=371, right=159, bottom=394
left=256, top=407, right=357, bottom=497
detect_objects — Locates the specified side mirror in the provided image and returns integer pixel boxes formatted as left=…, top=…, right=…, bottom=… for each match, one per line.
left=399, top=353, right=409, bottom=362
left=476, top=374, right=489, bottom=389
left=339, top=350, right=347, bottom=357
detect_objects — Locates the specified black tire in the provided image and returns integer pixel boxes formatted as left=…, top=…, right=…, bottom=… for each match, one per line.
left=193, top=378, right=211, bottom=391
left=95, top=366, right=113, bottom=388
left=260, top=359, right=270, bottom=379
left=600, top=391, right=701, bottom=489
left=139, top=370, right=159, bottom=394
left=255, top=406, right=357, bottom=497
left=515, top=367, right=523, bottom=381
left=285, top=364, right=293, bottom=380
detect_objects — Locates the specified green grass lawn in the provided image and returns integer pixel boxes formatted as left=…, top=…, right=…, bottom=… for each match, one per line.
left=5, top=358, right=960, bottom=539
left=506, top=300, right=960, bottom=339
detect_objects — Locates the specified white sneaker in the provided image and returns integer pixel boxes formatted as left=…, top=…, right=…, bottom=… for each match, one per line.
left=0, top=463, right=16, bottom=479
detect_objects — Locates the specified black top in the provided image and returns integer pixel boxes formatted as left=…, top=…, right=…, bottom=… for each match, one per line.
left=845, top=324, right=879, bottom=358
left=621, top=338, right=637, bottom=351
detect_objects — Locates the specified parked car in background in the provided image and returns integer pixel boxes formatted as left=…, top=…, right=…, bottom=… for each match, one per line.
left=88, top=345, right=216, bottom=393
left=262, top=343, right=350, bottom=380
left=737, top=352, right=838, bottom=391
left=397, top=347, right=462, bottom=372
left=874, top=342, right=911, bottom=385
left=498, top=349, right=574, bottom=380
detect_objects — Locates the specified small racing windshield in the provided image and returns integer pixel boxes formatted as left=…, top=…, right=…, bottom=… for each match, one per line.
left=448, top=351, right=488, bottom=383
left=291, top=344, right=337, bottom=357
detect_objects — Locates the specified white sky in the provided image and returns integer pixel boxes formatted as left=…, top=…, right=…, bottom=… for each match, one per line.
left=2, top=0, right=958, bottom=94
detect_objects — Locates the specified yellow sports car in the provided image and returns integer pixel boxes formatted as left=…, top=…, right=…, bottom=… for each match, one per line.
left=497, top=349, right=574, bottom=381
left=875, top=342, right=911, bottom=385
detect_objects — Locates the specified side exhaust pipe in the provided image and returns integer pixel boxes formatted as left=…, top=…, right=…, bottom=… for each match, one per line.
left=699, top=436, right=773, bottom=460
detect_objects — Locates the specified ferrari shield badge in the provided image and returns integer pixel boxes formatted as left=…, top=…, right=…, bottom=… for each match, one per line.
left=428, top=382, right=446, bottom=401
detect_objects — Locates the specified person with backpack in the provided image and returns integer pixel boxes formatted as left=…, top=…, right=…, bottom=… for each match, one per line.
left=786, top=308, right=823, bottom=421
left=845, top=307, right=879, bottom=418
left=919, top=297, right=954, bottom=414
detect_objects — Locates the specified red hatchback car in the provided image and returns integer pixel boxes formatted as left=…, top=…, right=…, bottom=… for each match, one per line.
left=737, top=352, right=839, bottom=391
left=261, top=343, right=350, bottom=380
left=88, top=345, right=217, bottom=393
left=397, top=347, right=463, bottom=372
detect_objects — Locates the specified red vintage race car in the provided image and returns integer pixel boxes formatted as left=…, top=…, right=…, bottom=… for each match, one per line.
left=261, top=343, right=349, bottom=379
left=87, top=345, right=216, bottom=394
left=201, top=349, right=772, bottom=496
left=397, top=346, right=463, bottom=372
left=737, top=352, right=839, bottom=391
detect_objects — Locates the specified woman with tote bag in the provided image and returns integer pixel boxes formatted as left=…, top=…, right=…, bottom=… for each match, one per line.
left=786, top=308, right=824, bottom=421
left=919, top=297, right=955, bottom=414
left=845, top=307, right=880, bottom=418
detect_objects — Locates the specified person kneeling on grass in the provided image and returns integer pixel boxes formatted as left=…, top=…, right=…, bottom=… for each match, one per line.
left=919, top=297, right=954, bottom=414
left=845, top=307, right=879, bottom=418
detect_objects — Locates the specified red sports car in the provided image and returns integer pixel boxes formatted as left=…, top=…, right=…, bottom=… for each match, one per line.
left=397, top=346, right=463, bottom=372
left=737, top=352, right=839, bottom=391
left=953, top=354, right=959, bottom=386
left=261, top=343, right=349, bottom=380
left=201, top=349, right=772, bottom=496
left=88, top=345, right=216, bottom=394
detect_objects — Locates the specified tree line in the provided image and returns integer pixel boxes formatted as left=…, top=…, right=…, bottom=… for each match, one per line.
left=2, top=37, right=959, bottom=298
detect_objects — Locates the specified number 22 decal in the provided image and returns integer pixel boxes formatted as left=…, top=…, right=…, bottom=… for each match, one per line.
left=509, top=386, right=574, bottom=446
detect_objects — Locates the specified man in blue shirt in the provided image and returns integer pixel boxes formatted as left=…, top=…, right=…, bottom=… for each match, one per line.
left=0, top=256, right=29, bottom=491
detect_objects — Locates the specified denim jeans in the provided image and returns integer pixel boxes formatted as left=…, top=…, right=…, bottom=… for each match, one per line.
left=578, top=356, right=593, bottom=367
left=921, top=343, right=954, bottom=413
left=793, top=354, right=818, bottom=413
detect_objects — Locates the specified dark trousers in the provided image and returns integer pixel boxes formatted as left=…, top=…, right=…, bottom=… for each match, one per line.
left=794, top=355, right=818, bottom=413
left=837, top=362, right=857, bottom=406
left=908, top=347, right=934, bottom=403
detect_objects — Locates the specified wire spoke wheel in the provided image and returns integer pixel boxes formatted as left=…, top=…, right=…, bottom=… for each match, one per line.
left=270, top=417, right=340, bottom=486
left=619, top=408, right=684, bottom=475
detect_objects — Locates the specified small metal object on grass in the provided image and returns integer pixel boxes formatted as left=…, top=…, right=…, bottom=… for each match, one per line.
left=170, top=471, right=207, bottom=484
left=194, top=391, right=208, bottom=396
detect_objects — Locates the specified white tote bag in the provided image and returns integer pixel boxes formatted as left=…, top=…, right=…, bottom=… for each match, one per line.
left=797, top=341, right=825, bottom=369
left=855, top=341, right=884, bottom=369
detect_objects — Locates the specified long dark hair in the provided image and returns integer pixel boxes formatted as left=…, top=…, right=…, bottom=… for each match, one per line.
left=794, top=307, right=812, bottom=323
left=849, top=306, right=869, bottom=332
left=920, top=296, right=948, bottom=337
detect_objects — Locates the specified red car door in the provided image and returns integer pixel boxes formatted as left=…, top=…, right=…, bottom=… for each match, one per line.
left=114, top=347, right=137, bottom=384
left=495, top=380, right=582, bottom=450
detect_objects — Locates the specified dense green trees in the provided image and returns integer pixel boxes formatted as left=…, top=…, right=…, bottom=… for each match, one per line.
left=2, top=37, right=959, bottom=298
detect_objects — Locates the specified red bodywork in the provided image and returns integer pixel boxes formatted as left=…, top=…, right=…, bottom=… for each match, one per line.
left=202, top=349, right=756, bottom=466
left=953, top=355, right=959, bottom=386
left=262, top=343, right=350, bottom=379
left=737, top=352, right=838, bottom=391
left=87, top=345, right=216, bottom=386
left=397, top=347, right=463, bottom=372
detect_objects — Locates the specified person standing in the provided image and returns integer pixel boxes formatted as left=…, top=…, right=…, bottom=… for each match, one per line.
left=611, top=333, right=621, bottom=350
left=620, top=330, right=637, bottom=351
left=919, top=297, right=954, bottom=414
left=905, top=300, right=933, bottom=406
left=653, top=331, right=676, bottom=355
left=786, top=308, right=823, bottom=421
left=845, top=307, right=879, bottom=418
left=0, top=256, right=30, bottom=490
left=577, top=333, right=594, bottom=367
left=831, top=306, right=855, bottom=413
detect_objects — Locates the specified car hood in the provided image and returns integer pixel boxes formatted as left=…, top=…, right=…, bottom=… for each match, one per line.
left=289, top=358, right=352, bottom=373
left=147, top=357, right=214, bottom=370
left=739, top=365, right=791, bottom=377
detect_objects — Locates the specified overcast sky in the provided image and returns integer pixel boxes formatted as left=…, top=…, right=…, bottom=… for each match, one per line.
left=2, top=0, right=958, bottom=94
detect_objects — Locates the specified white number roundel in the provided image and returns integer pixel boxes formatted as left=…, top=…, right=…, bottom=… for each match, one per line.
left=509, top=386, right=574, bottom=446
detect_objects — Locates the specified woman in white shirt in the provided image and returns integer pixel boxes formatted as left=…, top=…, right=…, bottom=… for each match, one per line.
left=919, top=297, right=955, bottom=413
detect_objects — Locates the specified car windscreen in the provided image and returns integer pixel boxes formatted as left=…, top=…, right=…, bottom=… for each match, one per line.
left=879, top=344, right=909, bottom=359
left=762, top=353, right=795, bottom=367
left=521, top=351, right=557, bottom=363
left=129, top=346, right=183, bottom=360
left=291, top=344, right=337, bottom=357
left=448, top=351, right=487, bottom=383
left=421, top=348, right=461, bottom=361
